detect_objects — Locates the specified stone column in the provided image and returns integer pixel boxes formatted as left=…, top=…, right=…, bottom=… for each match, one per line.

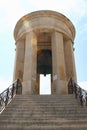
left=13, top=39, right=25, bottom=81
left=31, top=34, right=37, bottom=94
left=51, top=31, right=67, bottom=94
left=22, top=31, right=37, bottom=94
left=64, top=39, right=77, bottom=81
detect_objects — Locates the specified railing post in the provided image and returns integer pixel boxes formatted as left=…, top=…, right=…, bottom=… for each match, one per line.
left=85, top=93, right=87, bottom=106
left=16, top=79, right=22, bottom=94
left=79, top=87, right=83, bottom=106
left=5, top=88, right=9, bottom=106
left=0, top=95, right=2, bottom=106
left=68, top=78, right=73, bottom=94
left=11, top=84, right=15, bottom=98
left=16, top=79, right=19, bottom=94
left=74, top=83, right=77, bottom=99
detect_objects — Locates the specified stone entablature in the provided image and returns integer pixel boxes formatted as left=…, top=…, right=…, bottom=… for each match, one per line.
left=14, top=10, right=75, bottom=42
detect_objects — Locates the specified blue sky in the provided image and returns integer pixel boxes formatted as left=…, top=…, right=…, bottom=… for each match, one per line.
left=0, top=0, right=87, bottom=93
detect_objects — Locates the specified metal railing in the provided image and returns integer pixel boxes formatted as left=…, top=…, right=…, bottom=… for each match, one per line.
left=68, top=78, right=87, bottom=107
left=0, top=79, right=22, bottom=113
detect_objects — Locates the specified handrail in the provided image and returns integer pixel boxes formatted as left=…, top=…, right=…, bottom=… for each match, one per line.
left=68, top=78, right=87, bottom=107
left=0, top=79, right=22, bottom=113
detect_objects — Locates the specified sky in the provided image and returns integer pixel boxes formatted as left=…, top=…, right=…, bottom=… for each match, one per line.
left=0, top=0, right=87, bottom=93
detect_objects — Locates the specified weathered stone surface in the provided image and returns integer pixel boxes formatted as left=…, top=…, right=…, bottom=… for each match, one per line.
left=13, top=10, right=77, bottom=94
left=0, top=95, right=87, bottom=130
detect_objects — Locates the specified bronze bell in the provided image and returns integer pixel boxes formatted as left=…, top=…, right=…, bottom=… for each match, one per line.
left=37, top=49, right=52, bottom=76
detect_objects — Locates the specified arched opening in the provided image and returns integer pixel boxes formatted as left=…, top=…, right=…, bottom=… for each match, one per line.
left=36, top=32, right=52, bottom=95
left=37, top=49, right=52, bottom=95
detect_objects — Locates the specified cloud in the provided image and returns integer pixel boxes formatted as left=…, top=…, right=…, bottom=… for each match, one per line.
left=78, top=81, right=87, bottom=91
left=0, top=0, right=87, bottom=34
left=27, top=0, right=87, bottom=17
left=82, top=22, right=87, bottom=32
left=0, top=78, right=11, bottom=93
left=68, top=0, right=87, bottom=16
left=0, top=0, right=29, bottom=31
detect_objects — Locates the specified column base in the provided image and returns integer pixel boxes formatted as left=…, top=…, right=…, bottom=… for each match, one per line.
left=57, top=80, right=68, bottom=94
left=52, top=80, right=68, bottom=94
left=22, top=80, right=32, bottom=95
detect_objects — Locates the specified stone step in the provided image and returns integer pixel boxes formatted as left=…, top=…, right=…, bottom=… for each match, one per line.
left=15, top=94, right=74, bottom=97
left=6, top=104, right=79, bottom=108
left=0, top=118, right=87, bottom=124
left=14, top=95, right=77, bottom=100
left=11, top=100, right=78, bottom=104
left=1, top=112, right=87, bottom=116
left=4, top=107, right=84, bottom=113
left=0, top=123, right=87, bottom=130
left=1, top=114, right=87, bottom=119
left=13, top=100, right=77, bottom=102
left=4, top=107, right=84, bottom=110
left=13, top=99, right=77, bottom=102
left=11, top=99, right=78, bottom=102
left=0, top=120, right=87, bottom=128
left=5, top=103, right=80, bottom=108
left=5, top=108, right=85, bottom=113
left=2, top=107, right=87, bottom=114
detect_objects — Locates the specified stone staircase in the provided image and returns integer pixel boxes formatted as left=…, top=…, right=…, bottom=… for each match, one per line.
left=0, top=94, right=87, bottom=130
